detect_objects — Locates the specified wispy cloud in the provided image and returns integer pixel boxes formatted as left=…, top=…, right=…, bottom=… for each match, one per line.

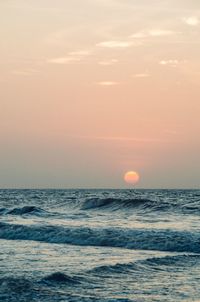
left=47, top=57, right=81, bottom=64
left=183, top=17, right=199, bottom=26
left=68, top=50, right=92, bottom=56
left=94, top=136, right=168, bottom=143
left=98, top=59, right=118, bottom=66
left=159, top=60, right=179, bottom=67
left=131, top=32, right=147, bottom=39
left=96, top=40, right=134, bottom=48
left=96, top=81, right=118, bottom=86
left=149, top=29, right=176, bottom=37
left=131, top=29, right=178, bottom=39
left=67, top=135, right=169, bottom=143
left=47, top=49, right=92, bottom=64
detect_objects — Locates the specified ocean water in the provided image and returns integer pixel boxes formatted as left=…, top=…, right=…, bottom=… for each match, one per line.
left=0, top=189, right=200, bottom=302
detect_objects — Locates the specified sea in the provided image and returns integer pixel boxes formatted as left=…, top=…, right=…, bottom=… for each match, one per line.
left=0, top=189, right=200, bottom=302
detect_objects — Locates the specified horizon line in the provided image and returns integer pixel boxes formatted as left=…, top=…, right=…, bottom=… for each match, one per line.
left=0, top=187, right=199, bottom=190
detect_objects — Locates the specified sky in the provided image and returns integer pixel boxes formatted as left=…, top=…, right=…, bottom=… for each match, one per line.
left=0, top=0, right=200, bottom=188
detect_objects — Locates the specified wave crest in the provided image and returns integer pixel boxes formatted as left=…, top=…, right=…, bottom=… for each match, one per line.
left=1, top=222, right=200, bottom=253
left=81, top=198, right=156, bottom=211
left=7, top=206, right=47, bottom=215
left=41, top=272, right=81, bottom=284
left=89, top=254, right=200, bottom=275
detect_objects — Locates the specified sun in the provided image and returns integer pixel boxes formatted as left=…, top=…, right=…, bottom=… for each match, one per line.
left=124, top=171, right=140, bottom=185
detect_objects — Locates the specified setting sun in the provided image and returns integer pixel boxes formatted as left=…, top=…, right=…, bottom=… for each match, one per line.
left=124, top=171, right=140, bottom=185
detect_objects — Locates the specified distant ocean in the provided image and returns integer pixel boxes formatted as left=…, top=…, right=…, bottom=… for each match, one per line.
left=0, top=189, right=200, bottom=301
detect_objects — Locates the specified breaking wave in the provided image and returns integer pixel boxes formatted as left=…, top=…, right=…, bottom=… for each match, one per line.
left=80, top=197, right=200, bottom=214
left=0, top=206, right=55, bottom=217
left=1, top=196, right=200, bottom=217
left=7, top=206, right=47, bottom=215
left=0, top=222, right=200, bottom=253
left=143, top=254, right=200, bottom=267
left=89, top=254, right=200, bottom=275
left=81, top=198, right=157, bottom=211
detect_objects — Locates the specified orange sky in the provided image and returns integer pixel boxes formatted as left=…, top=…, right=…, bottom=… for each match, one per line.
left=0, top=0, right=199, bottom=188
